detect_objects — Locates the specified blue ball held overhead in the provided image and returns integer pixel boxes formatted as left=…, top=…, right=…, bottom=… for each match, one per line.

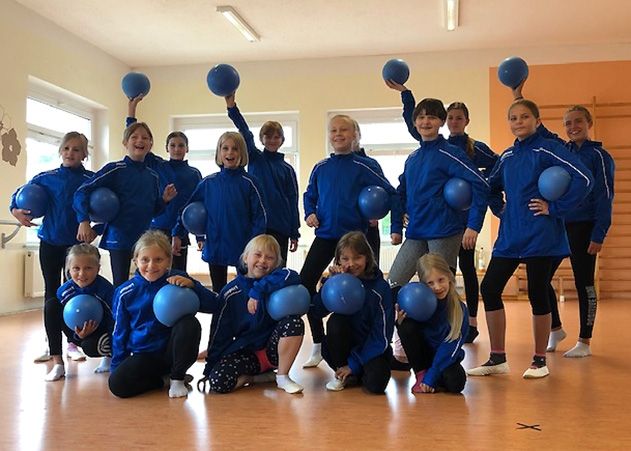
left=206, top=64, right=240, bottom=97
left=321, top=273, right=365, bottom=315
left=267, top=284, right=311, bottom=321
left=63, top=294, right=104, bottom=330
left=16, top=184, right=49, bottom=218
left=497, top=56, right=529, bottom=89
left=121, top=72, right=151, bottom=99
left=153, top=284, right=200, bottom=327
left=358, top=185, right=390, bottom=220
left=182, top=201, right=207, bottom=236
left=443, top=177, right=472, bottom=211
left=538, top=166, right=571, bottom=202
left=382, top=58, right=410, bottom=85
left=397, top=282, right=437, bottom=322
left=89, top=187, right=120, bottom=223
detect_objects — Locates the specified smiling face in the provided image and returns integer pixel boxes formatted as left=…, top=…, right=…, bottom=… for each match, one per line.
left=124, top=126, right=153, bottom=161
left=261, top=132, right=283, bottom=153
left=167, top=136, right=188, bottom=160
left=414, top=113, right=444, bottom=141
left=564, top=110, right=592, bottom=146
left=245, top=246, right=278, bottom=279
left=328, top=116, right=356, bottom=154
left=68, top=254, right=99, bottom=288
left=219, top=137, right=241, bottom=169
left=338, top=247, right=367, bottom=278
left=446, top=108, right=470, bottom=136
left=509, top=104, right=540, bottom=141
left=60, top=137, right=87, bottom=168
left=423, top=268, right=450, bottom=301
left=135, top=245, right=171, bottom=282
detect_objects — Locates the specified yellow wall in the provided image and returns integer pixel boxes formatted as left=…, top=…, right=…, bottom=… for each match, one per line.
left=0, top=0, right=129, bottom=314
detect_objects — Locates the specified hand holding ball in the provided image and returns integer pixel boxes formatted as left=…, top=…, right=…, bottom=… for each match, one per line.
left=16, top=184, right=49, bottom=218
left=63, top=295, right=103, bottom=330
left=121, top=72, right=151, bottom=99
left=153, top=284, right=200, bottom=327
left=497, top=56, right=529, bottom=89
left=397, top=282, right=437, bottom=322
left=207, top=64, right=240, bottom=96
left=382, top=59, right=410, bottom=85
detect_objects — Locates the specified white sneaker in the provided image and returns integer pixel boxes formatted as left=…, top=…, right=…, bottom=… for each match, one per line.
left=466, top=362, right=510, bottom=376
left=67, top=343, right=86, bottom=361
left=34, top=350, right=52, bottom=363
left=325, top=378, right=346, bottom=391
left=523, top=365, right=550, bottom=379
left=45, top=364, right=65, bottom=382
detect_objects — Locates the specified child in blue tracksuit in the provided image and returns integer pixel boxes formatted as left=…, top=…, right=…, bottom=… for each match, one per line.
left=74, top=122, right=177, bottom=288
left=301, top=114, right=402, bottom=368
left=199, top=234, right=305, bottom=394
left=312, top=231, right=394, bottom=394
left=172, top=132, right=267, bottom=293
left=387, top=81, right=499, bottom=343
left=10, top=131, right=95, bottom=363
left=126, top=97, right=203, bottom=271
left=225, top=92, right=300, bottom=263
left=467, top=99, right=593, bottom=380
left=44, top=244, right=114, bottom=381
left=512, top=83, right=615, bottom=358
left=108, top=230, right=218, bottom=398
left=397, top=253, right=468, bottom=394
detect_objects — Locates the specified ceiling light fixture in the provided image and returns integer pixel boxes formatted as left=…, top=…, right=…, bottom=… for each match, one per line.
left=217, top=5, right=260, bottom=42
left=444, top=0, right=459, bottom=31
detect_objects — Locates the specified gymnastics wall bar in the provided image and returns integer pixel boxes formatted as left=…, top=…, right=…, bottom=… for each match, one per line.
left=0, top=220, right=22, bottom=249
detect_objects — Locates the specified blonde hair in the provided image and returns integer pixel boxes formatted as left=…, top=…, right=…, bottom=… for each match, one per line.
left=123, top=122, right=154, bottom=144
left=59, top=131, right=89, bottom=160
left=215, top=132, right=248, bottom=167
left=133, top=230, right=172, bottom=262
left=241, top=234, right=282, bottom=270
left=65, top=243, right=101, bottom=276
left=417, top=253, right=464, bottom=342
left=334, top=231, right=377, bottom=278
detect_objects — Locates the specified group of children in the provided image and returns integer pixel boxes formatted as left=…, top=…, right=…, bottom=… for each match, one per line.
left=10, top=75, right=613, bottom=398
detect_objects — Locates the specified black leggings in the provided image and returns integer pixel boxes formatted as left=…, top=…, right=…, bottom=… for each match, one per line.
left=549, top=222, right=598, bottom=339
left=397, top=318, right=466, bottom=393
left=109, top=248, right=134, bottom=288
left=44, top=297, right=113, bottom=356
left=39, top=240, right=70, bottom=303
left=108, top=315, right=201, bottom=398
left=481, top=256, right=555, bottom=315
left=208, top=264, right=228, bottom=293
left=458, top=245, right=479, bottom=318
left=208, top=315, right=304, bottom=393
left=365, top=224, right=381, bottom=265
left=301, top=236, right=339, bottom=344
left=156, top=228, right=188, bottom=272
left=267, top=229, right=290, bottom=266
left=323, top=314, right=391, bottom=394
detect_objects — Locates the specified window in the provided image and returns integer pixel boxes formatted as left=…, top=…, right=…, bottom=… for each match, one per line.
left=25, top=96, right=95, bottom=244
left=171, top=112, right=300, bottom=275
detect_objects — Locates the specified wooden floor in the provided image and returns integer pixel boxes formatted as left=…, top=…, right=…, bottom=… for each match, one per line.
left=1, top=301, right=630, bottom=450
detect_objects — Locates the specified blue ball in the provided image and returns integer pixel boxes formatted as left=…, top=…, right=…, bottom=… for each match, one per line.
left=153, top=285, right=200, bottom=327
left=15, top=184, right=49, bottom=218
left=63, top=294, right=104, bottom=330
left=443, top=177, right=472, bottom=211
left=382, top=59, right=410, bottom=84
left=182, top=202, right=207, bottom=236
left=206, top=64, right=240, bottom=96
left=321, top=273, right=365, bottom=315
left=358, top=185, right=390, bottom=220
left=89, top=187, right=120, bottom=223
left=497, top=56, right=529, bottom=88
left=397, top=282, right=437, bottom=322
left=538, top=166, right=571, bottom=201
left=121, top=72, right=151, bottom=98
left=267, top=284, right=311, bottom=321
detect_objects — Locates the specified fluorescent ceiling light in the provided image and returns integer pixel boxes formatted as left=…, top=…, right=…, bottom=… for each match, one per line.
left=445, top=0, right=459, bottom=31
left=217, top=5, right=260, bottom=42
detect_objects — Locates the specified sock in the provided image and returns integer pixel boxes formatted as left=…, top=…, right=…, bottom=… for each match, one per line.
left=531, top=354, right=546, bottom=368
left=276, top=375, right=304, bottom=394
left=310, top=343, right=322, bottom=357
left=94, top=357, right=111, bottom=373
left=45, top=363, right=65, bottom=382
left=303, top=343, right=323, bottom=367
left=547, top=329, right=567, bottom=351
left=169, top=379, right=189, bottom=398
left=564, top=341, right=591, bottom=358
left=482, top=352, right=506, bottom=366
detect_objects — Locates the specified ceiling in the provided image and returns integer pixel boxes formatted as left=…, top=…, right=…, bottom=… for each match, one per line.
left=16, top=0, right=631, bottom=67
